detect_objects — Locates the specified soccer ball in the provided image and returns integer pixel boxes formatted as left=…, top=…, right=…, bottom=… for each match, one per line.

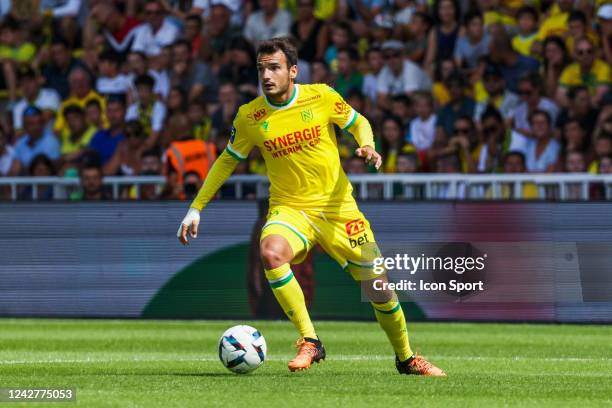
left=218, top=325, right=267, bottom=374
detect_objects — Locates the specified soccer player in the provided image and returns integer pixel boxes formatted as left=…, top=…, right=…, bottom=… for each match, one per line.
left=177, top=37, right=445, bottom=376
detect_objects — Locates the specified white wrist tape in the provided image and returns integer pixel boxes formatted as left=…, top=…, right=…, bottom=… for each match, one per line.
left=177, top=208, right=200, bottom=237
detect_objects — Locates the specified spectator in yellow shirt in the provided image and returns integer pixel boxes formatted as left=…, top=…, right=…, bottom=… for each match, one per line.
left=0, top=17, right=37, bottom=102
left=54, top=66, right=107, bottom=137
left=512, top=6, right=538, bottom=57
left=557, top=37, right=611, bottom=108
left=60, top=104, right=97, bottom=159
left=480, top=0, right=516, bottom=28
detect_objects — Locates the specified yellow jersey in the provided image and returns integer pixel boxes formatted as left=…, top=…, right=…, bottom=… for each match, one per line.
left=559, top=59, right=612, bottom=94
left=60, top=126, right=97, bottom=155
left=226, top=83, right=370, bottom=212
left=54, top=90, right=108, bottom=135
left=512, top=33, right=537, bottom=57
left=279, top=0, right=336, bottom=20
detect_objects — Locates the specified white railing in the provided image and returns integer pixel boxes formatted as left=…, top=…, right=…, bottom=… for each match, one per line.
left=0, top=176, right=166, bottom=200
left=1, top=174, right=612, bottom=201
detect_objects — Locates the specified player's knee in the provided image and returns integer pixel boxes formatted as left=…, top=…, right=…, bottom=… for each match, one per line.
left=361, top=278, right=395, bottom=303
left=260, top=238, right=292, bottom=269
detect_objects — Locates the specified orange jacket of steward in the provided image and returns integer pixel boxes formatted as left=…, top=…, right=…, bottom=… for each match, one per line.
left=165, top=139, right=217, bottom=186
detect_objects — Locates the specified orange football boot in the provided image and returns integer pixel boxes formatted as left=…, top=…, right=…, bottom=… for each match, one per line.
left=396, top=354, right=447, bottom=376
left=288, top=337, right=326, bottom=371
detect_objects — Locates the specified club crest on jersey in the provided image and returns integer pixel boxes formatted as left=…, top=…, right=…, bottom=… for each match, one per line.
left=261, top=120, right=269, bottom=132
left=300, top=108, right=314, bottom=123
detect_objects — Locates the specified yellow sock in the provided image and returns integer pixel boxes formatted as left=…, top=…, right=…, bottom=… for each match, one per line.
left=265, top=264, right=316, bottom=339
left=372, top=300, right=413, bottom=361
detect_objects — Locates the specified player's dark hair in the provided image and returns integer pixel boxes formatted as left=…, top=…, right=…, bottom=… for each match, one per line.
left=257, top=36, right=298, bottom=68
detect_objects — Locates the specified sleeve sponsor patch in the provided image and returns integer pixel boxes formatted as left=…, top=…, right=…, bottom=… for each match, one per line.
left=229, top=125, right=236, bottom=143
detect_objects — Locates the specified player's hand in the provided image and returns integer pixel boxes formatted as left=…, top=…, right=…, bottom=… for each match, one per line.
left=177, top=208, right=200, bottom=246
left=355, top=146, right=382, bottom=170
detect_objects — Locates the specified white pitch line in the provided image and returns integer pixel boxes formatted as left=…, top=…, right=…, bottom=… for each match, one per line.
left=0, top=355, right=611, bottom=365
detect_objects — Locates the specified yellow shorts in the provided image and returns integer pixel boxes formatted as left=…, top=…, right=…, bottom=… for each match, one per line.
left=260, top=206, right=382, bottom=281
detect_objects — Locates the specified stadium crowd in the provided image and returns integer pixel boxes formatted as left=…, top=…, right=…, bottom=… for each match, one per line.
left=0, top=0, right=612, bottom=200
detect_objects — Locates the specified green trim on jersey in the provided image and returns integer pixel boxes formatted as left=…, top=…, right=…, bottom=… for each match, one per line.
left=346, top=258, right=374, bottom=268
left=225, top=145, right=246, bottom=161
left=265, top=84, right=298, bottom=109
left=262, top=220, right=308, bottom=250
left=343, top=110, right=358, bottom=130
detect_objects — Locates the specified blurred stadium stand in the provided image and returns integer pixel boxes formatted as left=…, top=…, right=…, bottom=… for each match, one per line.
left=1, top=1, right=612, bottom=202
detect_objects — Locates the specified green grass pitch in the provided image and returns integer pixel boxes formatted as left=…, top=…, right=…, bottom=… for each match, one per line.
left=0, top=319, right=611, bottom=407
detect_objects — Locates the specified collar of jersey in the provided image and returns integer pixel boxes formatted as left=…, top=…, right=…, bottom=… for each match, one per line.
left=264, top=84, right=299, bottom=110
